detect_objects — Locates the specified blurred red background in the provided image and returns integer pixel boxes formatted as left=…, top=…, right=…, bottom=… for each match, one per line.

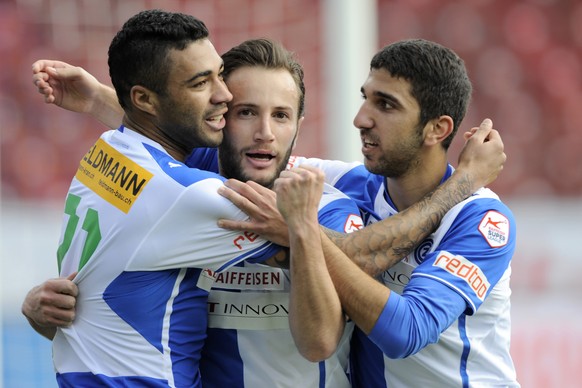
left=1, top=0, right=581, bottom=200
left=1, top=1, right=582, bottom=386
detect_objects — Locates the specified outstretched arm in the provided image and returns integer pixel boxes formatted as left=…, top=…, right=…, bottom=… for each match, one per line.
left=218, top=118, right=505, bottom=275
left=32, top=59, right=122, bottom=129
left=21, top=273, right=78, bottom=340
left=323, top=119, right=505, bottom=275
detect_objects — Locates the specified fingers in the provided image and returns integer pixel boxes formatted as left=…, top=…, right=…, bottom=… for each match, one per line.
left=31, top=59, right=48, bottom=74
left=467, top=118, right=493, bottom=143
left=32, top=70, right=56, bottom=104
left=217, top=218, right=253, bottom=230
left=27, top=280, right=77, bottom=327
left=480, top=118, right=492, bottom=130
left=42, top=302, right=76, bottom=327
left=246, top=180, right=276, bottom=197
left=218, top=183, right=258, bottom=213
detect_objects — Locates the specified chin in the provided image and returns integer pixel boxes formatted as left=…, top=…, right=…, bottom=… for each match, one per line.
left=206, top=135, right=223, bottom=148
left=250, top=174, right=276, bottom=188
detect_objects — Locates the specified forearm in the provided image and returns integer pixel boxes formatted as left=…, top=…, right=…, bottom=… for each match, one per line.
left=321, top=233, right=389, bottom=334
left=90, top=83, right=123, bottom=129
left=324, top=169, right=475, bottom=276
left=289, top=223, right=344, bottom=362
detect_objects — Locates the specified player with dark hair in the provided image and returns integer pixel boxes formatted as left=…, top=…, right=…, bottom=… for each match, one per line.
left=242, top=39, right=519, bottom=387
left=25, top=19, right=507, bottom=386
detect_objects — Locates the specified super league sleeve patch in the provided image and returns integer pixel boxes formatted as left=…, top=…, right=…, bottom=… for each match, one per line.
left=344, top=214, right=364, bottom=233
left=478, top=210, right=510, bottom=248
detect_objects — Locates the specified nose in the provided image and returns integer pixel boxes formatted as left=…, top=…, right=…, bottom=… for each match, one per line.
left=255, top=115, right=275, bottom=142
left=212, top=77, right=233, bottom=104
left=353, top=103, right=373, bottom=131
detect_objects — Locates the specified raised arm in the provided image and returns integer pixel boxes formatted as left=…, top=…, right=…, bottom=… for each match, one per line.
left=274, top=166, right=345, bottom=362
left=324, top=119, right=505, bottom=276
left=32, top=59, right=122, bottom=129
left=218, top=119, right=505, bottom=275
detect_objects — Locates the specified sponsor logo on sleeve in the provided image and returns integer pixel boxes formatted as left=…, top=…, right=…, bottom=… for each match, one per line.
left=344, top=214, right=363, bottom=233
left=433, top=252, right=490, bottom=301
left=76, top=138, right=153, bottom=213
left=478, top=210, right=510, bottom=248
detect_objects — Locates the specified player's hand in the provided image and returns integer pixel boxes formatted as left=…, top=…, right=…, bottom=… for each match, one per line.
left=217, top=179, right=290, bottom=246
left=274, top=165, right=324, bottom=227
left=456, top=118, right=506, bottom=189
left=32, top=59, right=101, bottom=114
left=21, top=272, right=78, bottom=328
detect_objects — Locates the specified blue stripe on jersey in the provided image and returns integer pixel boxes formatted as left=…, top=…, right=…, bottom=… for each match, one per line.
left=169, top=268, right=209, bottom=387
left=458, top=314, right=470, bottom=388
left=185, top=147, right=219, bottom=172
left=143, top=144, right=225, bottom=186
left=216, top=242, right=282, bottom=271
left=57, top=372, right=172, bottom=387
left=333, top=164, right=383, bottom=222
left=349, top=328, right=387, bottom=388
left=104, top=270, right=187, bottom=352
left=200, top=328, right=245, bottom=386
left=104, top=269, right=208, bottom=387
left=319, top=361, right=326, bottom=388
left=367, top=276, right=466, bottom=359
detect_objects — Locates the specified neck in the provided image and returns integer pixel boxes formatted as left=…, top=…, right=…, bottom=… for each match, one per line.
left=387, top=155, right=449, bottom=211
left=122, top=115, right=188, bottom=162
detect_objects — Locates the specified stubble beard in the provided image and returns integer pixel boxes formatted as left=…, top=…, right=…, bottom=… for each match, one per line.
left=218, top=142, right=292, bottom=189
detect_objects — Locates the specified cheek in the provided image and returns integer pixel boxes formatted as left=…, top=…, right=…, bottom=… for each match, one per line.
left=223, top=121, right=250, bottom=142
left=275, top=124, right=297, bottom=143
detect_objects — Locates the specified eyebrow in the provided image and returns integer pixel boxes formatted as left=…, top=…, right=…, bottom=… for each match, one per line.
left=185, top=70, right=211, bottom=84
left=184, top=62, right=225, bottom=84
left=362, top=86, right=402, bottom=109
left=233, top=102, right=294, bottom=111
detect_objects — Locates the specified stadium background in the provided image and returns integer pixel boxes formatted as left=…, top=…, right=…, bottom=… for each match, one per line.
left=1, top=0, right=581, bottom=386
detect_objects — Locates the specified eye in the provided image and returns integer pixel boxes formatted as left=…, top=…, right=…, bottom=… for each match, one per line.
left=378, top=99, right=394, bottom=110
left=274, top=111, right=290, bottom=120
left=192, top=79, right=208, bottom=88
left=238, top=109, right=255, bottom=117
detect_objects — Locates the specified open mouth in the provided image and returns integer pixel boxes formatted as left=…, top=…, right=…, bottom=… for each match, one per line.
left=206, top=114, right=224, bottom=122
left=246, top=152, right=275, bottom=161
left=363, top=140, right=379, bottom=148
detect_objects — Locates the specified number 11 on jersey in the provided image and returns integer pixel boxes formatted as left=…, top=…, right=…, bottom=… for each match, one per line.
left=56, top=193, right=102, bottom=273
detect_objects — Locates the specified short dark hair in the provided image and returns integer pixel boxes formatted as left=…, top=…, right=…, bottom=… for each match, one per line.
left=371, top=39, right=472, bottom=149
left=221, top=38, right=306, bottom=118
left=108, top=9, right=209, bottom=110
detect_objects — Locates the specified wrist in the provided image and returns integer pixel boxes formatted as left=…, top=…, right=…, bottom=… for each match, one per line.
left=450, top=167, right=478, bottom=194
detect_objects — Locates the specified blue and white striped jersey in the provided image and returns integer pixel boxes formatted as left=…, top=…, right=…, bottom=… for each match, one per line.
left=53, top=128, right=280, bottom=387
left=186, top=148, right=361, bottom=388
left=296, top=156, right=519, bottom=388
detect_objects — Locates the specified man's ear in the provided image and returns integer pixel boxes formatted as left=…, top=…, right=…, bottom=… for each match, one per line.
left=130, top=85, right=158, bottom=116
left=425, top=115, right=454, bottom=146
